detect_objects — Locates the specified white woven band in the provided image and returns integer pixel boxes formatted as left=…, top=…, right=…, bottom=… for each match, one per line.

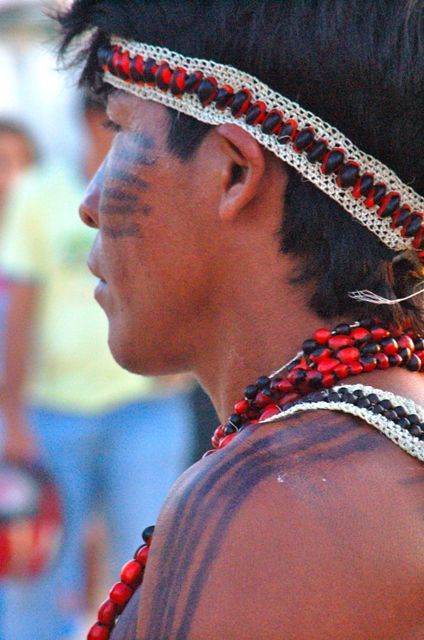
left=104, top=38, right=424, bottom=256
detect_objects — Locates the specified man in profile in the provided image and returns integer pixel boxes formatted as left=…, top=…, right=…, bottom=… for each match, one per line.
left=57, top=1, right=423, bottom=638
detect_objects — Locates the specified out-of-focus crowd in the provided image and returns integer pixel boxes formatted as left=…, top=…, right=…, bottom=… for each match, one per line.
left=0, top=3, right=217, bottom=639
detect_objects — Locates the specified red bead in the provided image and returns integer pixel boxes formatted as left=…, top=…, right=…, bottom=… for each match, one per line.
left=88, top=623, right=111, bottom=640
left=109, top=582, right=133, bottom=607
left=279, top=392, right=301, bottom=406
left=120, top=560, right=144, bottom=586
left=218, top=433, right=237, bottom=448
left=134, top=545, right=149, bottom=566
left=337, top=347, right=360, bottom=364
left=309, top=347, right=331, bottom=363
left=314, top=328, right=331, bottom=345
left=328, top=335, right=353, bottom=350
left=202, top=449, right=216, bottom=458
left=359, top=357, right=377, bottom=372
left=348, top=361, right=363, bottom=375
left=412, top=227, right=424, bottom=250
left=214, top=425, right=225, bottom=440
left=97, top=599, right=118, bottom=626
left=254, top=391, right=273, bottom=407
left=276, top=379, right=294, bottom=392
left=234, top=399, right=249, bottom=414
left=260, top=404, right=281, bottom=421
left=211, top=436, right=220, bottom=448
left=376, top=353, right=390, bottom=369
left=371, top=326, right=390, bottom=340
left=382, top=338, right=399, bottom=355
left=350, top=327, right=371, bottom=343
left=334, top=364, right=349, bottom=379
left=317, top=358, right=339, bottom=374
left=322, top=373, right=336, bottom=388
left=398, top=335, right=415, bottom=352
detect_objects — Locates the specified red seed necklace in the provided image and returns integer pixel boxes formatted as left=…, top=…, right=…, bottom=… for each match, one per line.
left=87, top=317, right=424, bottom=640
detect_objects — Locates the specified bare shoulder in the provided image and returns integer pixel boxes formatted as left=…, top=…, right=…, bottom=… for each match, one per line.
left=138, top=410, right=424, bottom=640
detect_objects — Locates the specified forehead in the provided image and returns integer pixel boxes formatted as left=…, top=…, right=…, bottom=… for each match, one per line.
left=107, top=90, right=169, bottom=133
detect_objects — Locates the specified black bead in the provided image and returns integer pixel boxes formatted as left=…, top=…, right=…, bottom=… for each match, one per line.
left=97, top=47, right=110, bottom=68
left=309, top=373, right=324, bottom=389
left=353, top=389, right=364, bottom=397
left=334, top=323, right=351, bottom=335
left=361, top=342, right=380, bottom=355
left=322, top=149, right=344, bottom=175
left=379, top=194, right=400, bottom=218
left=371, top=404, right=384, bottom=415
left=256, top=376, right=271, bottom=389
left=311, top=346, right=328, bottom=359
left=406, top=353, right=421, bottom=371
left=338, top=162, right=360, bottom=188
left=383, top=410, right=398, bottom=422
left=403, top=214, right=423, bottom=238
left=215, top=87, right=233, bottom=110
left=143, top=58, right=157, bottom=83
left=399, top=348, right=412, bottom=364
left=224, top=422, right=238, bottom=436
left=293, top=127, right=315, bottom=152
left=359, top=318, right=374, bottom=329
left=245, top=103, right=265, bottom=125
left=393, top=206, right=412, bottom=228
left=343, top=392, right=355, bottom=404
left=408, top=414, right=420, bottom=425
left=306, top=139, right=328, bottom=162
left=197, top=78, right=217, bottom=105
left=397, top=417, right=411, bottom=429
left=409, top=425, right=422, bottom=437
left=142, top=525, right=155, bottom=543
left=367, top=393, right=379, bottom=404
left=328, top=391, right=341, bottom=402
left=262, top=111, right=283, bottom=134
left=393, top=405, right=407, bottom=418
left=270, top=377, right=282, bottom=391
left=356, top=396, right=371, bottom=409
left=292, top=369, right=307, bottom=385
left=338, top=387, right=348, bottom=394
left=378, top=398, right=393, bottom=410
left=414, top=338, right=424, bottom=351
left=244, top=384, right=258, bottom=400
left=230, top=90, right=250, bottom=117
left=358, top=174, right=374, bottom=197
left=372, top=183, right=387, bottom=205
left=306, top=390, right=326, bottom=402
left=277, top=121, right=296, bottom=144
left=229, top=413, right=243, bottom=428
left=185, top=72, right=203, bottom=93
left=302, top=339, right=319, bottom=354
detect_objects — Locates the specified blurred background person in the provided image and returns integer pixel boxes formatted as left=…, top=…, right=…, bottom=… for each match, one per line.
left=0, top=0, right=192, bottom=640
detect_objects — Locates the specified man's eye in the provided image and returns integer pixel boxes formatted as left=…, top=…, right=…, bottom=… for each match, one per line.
left=102, top=119, right=122, bottom=133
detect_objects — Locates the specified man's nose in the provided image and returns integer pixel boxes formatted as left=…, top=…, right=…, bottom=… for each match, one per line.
left=79, top=161, right=106, bottom=229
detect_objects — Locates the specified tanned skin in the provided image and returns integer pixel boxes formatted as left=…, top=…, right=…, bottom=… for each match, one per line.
left=80, top=92, right=423, bottom=639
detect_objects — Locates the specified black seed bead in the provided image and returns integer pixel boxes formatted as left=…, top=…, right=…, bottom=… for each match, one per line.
left=229, top=413, right=243, bottom=428
left=343, top=392, right=356, bottom=404
left=372, top=183, right=387, bottom=205
left=408, top=414, right=420, bottom=425
left=393, top=405, right=407, bottom=418
left=256, top=376, right=271, bottom=389
left=361, top=342, right=380, bottom=355
left=338, top=387, right=348, bottom=394
left=399, top=348, right=412, bottom=364
left=197, top=78, right=217, bottom=105
left=368, top=393, right=380, bottom=404
left=393, top=206, right=412, bottom=228
left=230, top=90, right=250, bottom=117
left=292, top=369, right=307, bottom=385
left=379, top=194, right=400, bottom=218
left=142, top=525, right=155, bottom=543
left=398, top=417, right=411, bottom=429
left=262, top=111, right=283, bottom=134
left=378, top=398, right=393, bottom=410
left=277, top=122, right=296, bottom=144
left=244, top=384, right=258, bottom=400
left=406, top=353, right=421, bottom=371
left=359, top=318, right=374, bottom=329
left=322, top=149, right=344, bottom=175
left=338, top=162, right=360, bottom=188
left=371, top=404, right=384, bottom=415
left=311, top=346, right=328, bottom=359
left=309, top=373, right=324, bottom=389
left=414, top=337, right=424, bottom=351
left=306, top=139, right=328, bottom=162
left=307, top=390, right=326, bottom=402
left=388, top=354, right=401, bottom=367
left=383, top=409, right=398, bottom=422
left=409, top=425, right=422, bottom=437
left=245, top=103, right=265, bottom=125
left=334, top=323, right=351, bottom=335
left=302, top=339, right=319, bottom=354
left=185, top=72, right=203, bottom=93
left=224, top=422, right=238, bottom=436
left=358, top=174, right=374, bottom=197
left=328, top=391, right=341, bottom=402
left=215, top=87, right=233, bottom=109
left=403, top=214, right=423, bottom=237
left=143, top=58, right=157, bottom=83
left=294, top=127, right=315, bottom=152
left=353, top=389, right=364, bottom=397
left=356, top=396, right=371, bottom=409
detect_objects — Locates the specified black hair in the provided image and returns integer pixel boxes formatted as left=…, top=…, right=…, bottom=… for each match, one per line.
left=56, top=0, right=424, bottom=329
left=0, top=118, right=39, bottom=164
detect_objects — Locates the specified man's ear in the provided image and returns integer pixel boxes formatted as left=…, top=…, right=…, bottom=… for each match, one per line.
left=215, top=123, right=266, bottom=222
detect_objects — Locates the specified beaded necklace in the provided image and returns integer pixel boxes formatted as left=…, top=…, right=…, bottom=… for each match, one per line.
left=87, top=318, right=424, bottom=640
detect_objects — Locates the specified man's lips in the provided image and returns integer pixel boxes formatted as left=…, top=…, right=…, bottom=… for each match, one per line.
left=87, top=259, right=106, bottom=284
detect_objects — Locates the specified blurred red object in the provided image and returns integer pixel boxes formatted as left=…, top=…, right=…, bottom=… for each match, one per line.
left=0, top=462, right=63, bottom=578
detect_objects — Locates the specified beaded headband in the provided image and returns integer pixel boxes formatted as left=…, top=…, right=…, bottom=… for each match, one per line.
left=98, top=38, right=424, bottom=264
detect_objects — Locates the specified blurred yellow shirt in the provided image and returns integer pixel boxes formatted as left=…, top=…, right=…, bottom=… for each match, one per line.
left=0, top=164, right=158, bottom=413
